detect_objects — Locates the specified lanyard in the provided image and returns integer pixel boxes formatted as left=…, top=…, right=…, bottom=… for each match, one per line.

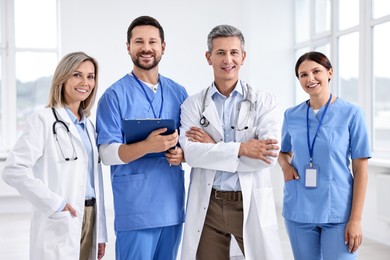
left=132, top=71, right=164, bottom=118
left=306, top=94, right=332, bottom=167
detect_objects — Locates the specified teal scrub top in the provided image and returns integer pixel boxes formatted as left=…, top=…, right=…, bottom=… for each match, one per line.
left=96, top=74, right=188, bottom=231
left=281, top=98, right=371, bottom=223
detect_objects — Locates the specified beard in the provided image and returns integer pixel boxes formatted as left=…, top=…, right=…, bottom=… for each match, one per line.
left=131, top=52, right=162, bottom=70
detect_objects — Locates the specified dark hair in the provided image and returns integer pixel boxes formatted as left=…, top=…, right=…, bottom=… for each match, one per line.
left=295, top=51, right=332, bottom=78
left=127, top=16, right=165, bottom=43
left=207, top=24, right=245, bottom=52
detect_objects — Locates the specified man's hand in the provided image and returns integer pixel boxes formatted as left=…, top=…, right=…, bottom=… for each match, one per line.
left=186, top=127, right=216, bottom=144
left=166, top=146, right=185, bottom=166
left=144, top=129, right=179, bottom=153
left=239, top=139, right=279, bottom=163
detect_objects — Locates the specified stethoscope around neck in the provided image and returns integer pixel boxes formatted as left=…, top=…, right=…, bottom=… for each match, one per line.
left=199, top=82, right=254, bottom=131
left=51, top=107, right=78, bottom=161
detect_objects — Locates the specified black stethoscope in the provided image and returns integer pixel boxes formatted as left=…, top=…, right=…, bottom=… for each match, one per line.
left=199, top=82, right=254, bottom=131
left=51, top=107, right=78, bottom=161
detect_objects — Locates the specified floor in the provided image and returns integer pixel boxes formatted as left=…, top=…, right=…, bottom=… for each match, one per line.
left=1, top=208, right=390, bottom=259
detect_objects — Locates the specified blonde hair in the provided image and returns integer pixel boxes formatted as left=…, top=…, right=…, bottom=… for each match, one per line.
left=47, top=51, right=99, bottom=117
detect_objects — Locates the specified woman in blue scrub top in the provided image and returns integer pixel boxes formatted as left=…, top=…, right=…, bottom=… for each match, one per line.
left=278, top=51, right=371, bottom=260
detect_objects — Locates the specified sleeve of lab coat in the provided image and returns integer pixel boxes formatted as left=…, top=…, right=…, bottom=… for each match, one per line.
left=236, top=91, right=282, bottom=172
left=1, top=112, right=64, bottom=216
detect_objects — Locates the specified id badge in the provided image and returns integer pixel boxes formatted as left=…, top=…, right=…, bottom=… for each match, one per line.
left=305, top=164, right=319, bottom=188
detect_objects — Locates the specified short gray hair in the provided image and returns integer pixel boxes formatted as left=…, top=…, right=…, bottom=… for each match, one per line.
left=207, top=24, right=245, bottom=52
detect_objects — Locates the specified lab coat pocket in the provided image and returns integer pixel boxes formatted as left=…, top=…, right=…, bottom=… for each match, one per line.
left=252, top=187, right=278, bottom=228
left=49, top=210, right=72, bottom=220
left=112, top=173, right=149, bottom=215
left=38, top=211, right=77, bottom=258
left=44, top=211, right=73, bottom=243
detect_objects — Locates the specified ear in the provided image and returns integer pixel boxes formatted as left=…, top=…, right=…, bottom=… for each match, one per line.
left=328, top=67, right=333, bottom=81
left=161, top=42, right=166, bottom=55
left=126, top=42, right=131, bottom=54
left=241, top=51, right=247, bottom=65
left=205, top=51, right=212, bottom=65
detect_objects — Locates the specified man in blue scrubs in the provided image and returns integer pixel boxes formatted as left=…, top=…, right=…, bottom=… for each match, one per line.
left=96, top=16, right=188, bottom=260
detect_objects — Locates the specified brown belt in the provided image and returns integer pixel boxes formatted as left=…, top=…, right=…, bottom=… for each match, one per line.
left=211, top=188, right=242, bottom=201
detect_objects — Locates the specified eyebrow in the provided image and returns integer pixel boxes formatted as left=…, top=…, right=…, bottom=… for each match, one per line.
left=133, top=37, right=158, bottom=41
left=299, top=67, right=321, bottom=74
left=74, top=70, right=95, bottom=75
left=215, top=48, right=240, bottom=52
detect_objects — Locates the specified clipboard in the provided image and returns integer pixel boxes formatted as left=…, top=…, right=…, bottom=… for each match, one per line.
left=123, top=119, right=176, bottom=157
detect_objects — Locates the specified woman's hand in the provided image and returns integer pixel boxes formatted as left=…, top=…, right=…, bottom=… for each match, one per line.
left=62, top=203, right=77, bottom=217
left=281, top=163, right=299, bottom=182
left=278, top=152, right=299, bottom=182
left=98, top=243, right=106, bottom=259
left=344, top=220, right=362, bottom=253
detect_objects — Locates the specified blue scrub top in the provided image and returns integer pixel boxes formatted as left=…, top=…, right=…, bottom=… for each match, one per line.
left=96, top=73, right=188, bottom=231
left=281, top=98, right=371, bottom=223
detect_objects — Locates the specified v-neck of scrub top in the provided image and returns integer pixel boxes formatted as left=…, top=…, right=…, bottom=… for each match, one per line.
left=308, top=97, right=337, bottom=122
left=131, top=72, right=163, bottom=119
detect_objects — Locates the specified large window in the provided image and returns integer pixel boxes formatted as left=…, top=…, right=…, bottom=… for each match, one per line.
left=0, top=0, right=58, bottom=154
left=294, top=0, right=390, bottom=158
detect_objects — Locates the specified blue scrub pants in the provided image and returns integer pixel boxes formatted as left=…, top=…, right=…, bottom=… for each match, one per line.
left=115, top=224, right=183, bottom=260
left=284, top=219, right=357, bottom=260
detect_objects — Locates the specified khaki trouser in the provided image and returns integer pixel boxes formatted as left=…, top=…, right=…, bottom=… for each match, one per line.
left=196, top=189, right=244, bottom=260
left=79, top=205, right=95, bottom=260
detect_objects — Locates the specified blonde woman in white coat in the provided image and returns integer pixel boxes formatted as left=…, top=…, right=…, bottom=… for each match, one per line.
left=2, top=52, right=108, bottom=260
left=179, top=25, right=283, bottom=260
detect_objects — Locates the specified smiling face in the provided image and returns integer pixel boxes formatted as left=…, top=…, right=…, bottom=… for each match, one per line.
left=63, top=60, right=95, bottom=109
left=297, top=60, right=333, bottom=98
left=206, top=36, right=246, bottom=89
left=127, top=25, right=165, bottom=71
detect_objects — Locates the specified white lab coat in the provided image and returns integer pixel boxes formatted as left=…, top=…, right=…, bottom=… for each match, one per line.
left=2, top=107, right=107, bottom=260
left=179, top=81, right=284, bottom=260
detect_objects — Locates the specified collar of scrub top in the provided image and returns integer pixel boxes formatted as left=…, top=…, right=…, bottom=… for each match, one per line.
left=131, top=71, right=164, bottom=119
left=306, top=94, right=332, bottom=167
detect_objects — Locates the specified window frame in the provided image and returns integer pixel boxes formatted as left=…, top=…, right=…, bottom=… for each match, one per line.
left=293, top=0, right=390, bottom=161
left=0, top=0, right=59, bottom=156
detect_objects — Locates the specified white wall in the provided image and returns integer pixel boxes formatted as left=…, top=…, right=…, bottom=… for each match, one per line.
left=56, top=0, right=295, bottom=211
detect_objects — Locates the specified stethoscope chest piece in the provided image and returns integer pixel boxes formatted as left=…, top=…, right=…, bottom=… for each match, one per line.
left=199, top=116, right=210, bottom=127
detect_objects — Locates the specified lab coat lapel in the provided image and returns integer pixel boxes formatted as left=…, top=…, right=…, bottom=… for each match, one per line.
left=202, top=91, right=224, bottom=138
left=86, top=120, right=99, bottom=166
left=235, top=82, right=257, bottom=142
